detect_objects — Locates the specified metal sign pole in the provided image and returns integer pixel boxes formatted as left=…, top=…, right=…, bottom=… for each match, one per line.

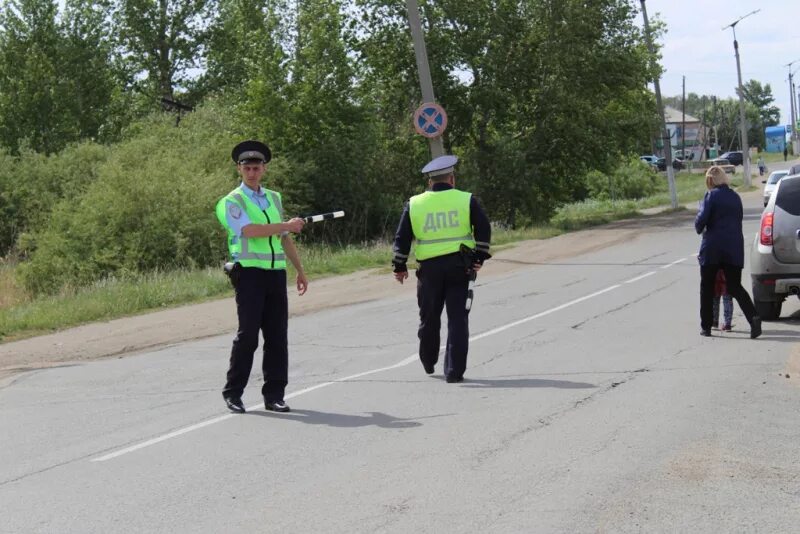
left=406, top=0, right=444, bottom=158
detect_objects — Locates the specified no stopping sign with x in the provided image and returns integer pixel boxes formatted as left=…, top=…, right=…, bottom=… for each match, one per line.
left=413, top=102, right=448, bottom=138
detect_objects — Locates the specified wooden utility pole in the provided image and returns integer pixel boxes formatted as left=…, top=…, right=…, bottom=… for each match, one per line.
left=640, top=0, right=677, bottom=208
left=681, top=76, right=686, bottom=158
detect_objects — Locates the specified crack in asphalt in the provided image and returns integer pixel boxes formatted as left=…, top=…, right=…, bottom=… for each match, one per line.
left=570, top=280, right=678, bottom=329
left=471, top=369, right=649, bottom=466
left=632, top=251, right=668, bottom=265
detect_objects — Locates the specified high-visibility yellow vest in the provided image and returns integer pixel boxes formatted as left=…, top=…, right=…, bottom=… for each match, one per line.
left=409, top=189, right=475, bottom=261
left=215, top=186, right=286, bottom=270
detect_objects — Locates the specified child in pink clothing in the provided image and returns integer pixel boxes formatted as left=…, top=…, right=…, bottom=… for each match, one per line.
left=713, top=269, right=734, bottom=330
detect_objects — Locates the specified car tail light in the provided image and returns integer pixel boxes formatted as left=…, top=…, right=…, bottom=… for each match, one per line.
left=760, top=212, right=774, bottom=246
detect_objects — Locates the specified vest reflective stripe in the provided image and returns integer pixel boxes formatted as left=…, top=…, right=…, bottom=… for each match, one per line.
left=409, top=189, right=476, bottom=261
left=416, top=234, right=474, bottom=245
left=216, top=187, right=286, bottom=270
left=270, top=191, right=284, bottom=220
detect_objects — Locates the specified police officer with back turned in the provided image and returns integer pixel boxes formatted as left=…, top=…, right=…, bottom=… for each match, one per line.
left=216, top=140, right=308, bottom=413
left=392, top=155, right=491, bottom=383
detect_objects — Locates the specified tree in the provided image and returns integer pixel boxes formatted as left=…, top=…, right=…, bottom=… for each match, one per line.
left=279, top=0, right=382, bottom=240
left=202, top=0, right=288, bottom=96
left=60, top=0, right=119, bottom=142
left=709, top=97, right=761, bottom=152
left=742, top=79, right=781, bottom=127
left=0, top=0, right=121, bottom=153
left=0, top=0, right=66, bottom=153
left=113, top=0, right=214, bottom=106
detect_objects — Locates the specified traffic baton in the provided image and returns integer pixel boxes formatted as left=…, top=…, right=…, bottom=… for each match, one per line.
left=302, top=211, right=345, bottom=223
left=465, top=270, right=477, bottom=311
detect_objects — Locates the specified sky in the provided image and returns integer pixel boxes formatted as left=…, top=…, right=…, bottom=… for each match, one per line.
left=643, top=0, right=800, bottom=126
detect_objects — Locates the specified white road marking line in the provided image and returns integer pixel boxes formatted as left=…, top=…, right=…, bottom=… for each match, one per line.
left=93, top=416, right=236, bottom=462
left=92, top=254, right=694, bottom=462
left=624, top=271, right=657, bottom=284
left=469, top=285, right=621, bottom=343
left=661, top=257, right=688, bottom=269
left=92, top=357, right=419, bottom=462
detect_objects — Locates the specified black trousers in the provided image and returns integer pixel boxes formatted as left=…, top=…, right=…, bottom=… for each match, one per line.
left=416, top=253, right=471, bottom=379
left=699, top=263, right=756, bottom=331
left=223, top=268, right=288, bottom=402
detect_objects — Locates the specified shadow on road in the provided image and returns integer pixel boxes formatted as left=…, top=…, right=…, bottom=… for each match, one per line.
left=248, top=409, right=449, bottom=428
left=461, top=377, right=595, bottom=389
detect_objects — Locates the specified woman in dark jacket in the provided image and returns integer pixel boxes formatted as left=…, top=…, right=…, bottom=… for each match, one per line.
left=694, top=166, right=761, bottom=338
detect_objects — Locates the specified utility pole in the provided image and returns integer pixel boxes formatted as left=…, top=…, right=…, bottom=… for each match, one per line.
left=640, top=0, right=677, bottom=208
left=793, top=83, right=800, bottom=156
left=712, top=95, right=719, bottom=156
left=790, top=70, right=798, bottom=154
left=723, top=9, right=759, bottom=187
left=789, top=60, right=800, bottom=155
left=405, top=0, right=444, bottom=158
left=681, top=75, right=686, bottom=159
left=700, top=95, right=709, bottom=160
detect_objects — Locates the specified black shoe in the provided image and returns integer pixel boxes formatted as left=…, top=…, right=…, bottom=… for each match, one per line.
left=423, top=362, right=435, bottom=375
left=225, top=397, right=246, bottom=413
left=750, top=316, right=762, bottom=339
left=445, top=375, right=463, bottom=383
left=700, top=329, right=711, bottom=337
left=265, top=400, right=291, bottom=413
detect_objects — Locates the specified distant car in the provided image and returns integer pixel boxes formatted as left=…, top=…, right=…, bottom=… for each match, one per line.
left=762, top=170, right=790, bottom=206
left=790, top=163, right=800, bottom=175
left=750, top=173, right=800, bottom=320
left=674, top=149, right=695, bottom=161
left=656, top=157, right=684, bottom=171
left=708, top=158, right=736, bottom=174
left=719, top=151, right=744, bottom=166
left=639, top=155, right=659, bottom=167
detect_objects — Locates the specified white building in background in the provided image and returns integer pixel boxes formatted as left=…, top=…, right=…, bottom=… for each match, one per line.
left=663, top=106, right=710, bottom=161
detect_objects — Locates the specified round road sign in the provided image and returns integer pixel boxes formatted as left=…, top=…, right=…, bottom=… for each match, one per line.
left=413, top=102, right=448, bottom=138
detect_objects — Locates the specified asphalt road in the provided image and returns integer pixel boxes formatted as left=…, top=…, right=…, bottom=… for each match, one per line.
left=2, top=186, right=800, bottom=533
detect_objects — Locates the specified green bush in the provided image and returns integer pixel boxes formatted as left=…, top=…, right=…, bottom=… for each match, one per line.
left=0, top=142, right=109, bottom=258
left=17, top=103, right=242, bottom=295
left=584, top=157, right=658, bottom=201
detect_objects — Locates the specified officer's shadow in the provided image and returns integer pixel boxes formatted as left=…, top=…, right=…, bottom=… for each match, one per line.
left=459, top=377, right=595, bottom=389
left=249, top=409, right=449, bottom=429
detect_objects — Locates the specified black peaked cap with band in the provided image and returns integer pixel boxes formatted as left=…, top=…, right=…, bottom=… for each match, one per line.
left=231, top=140, right=272, bottom=164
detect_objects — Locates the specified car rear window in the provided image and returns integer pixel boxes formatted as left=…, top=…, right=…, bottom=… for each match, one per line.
left=775, top=178, right=800, bottom=215
left=768, top=172, right=788, bottom=184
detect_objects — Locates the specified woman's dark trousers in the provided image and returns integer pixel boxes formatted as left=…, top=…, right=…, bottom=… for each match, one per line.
left=700, top=264, right=756, bottom=332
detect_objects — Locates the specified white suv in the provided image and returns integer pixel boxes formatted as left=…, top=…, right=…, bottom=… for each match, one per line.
left=762, top=170, right=790, bottom=207
left=751, top=173, right=800, bottom=319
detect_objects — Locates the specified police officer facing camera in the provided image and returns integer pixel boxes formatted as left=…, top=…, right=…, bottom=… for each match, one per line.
left=215, top=140, right=308, bottom=414
left=392, top=155, right=491, bottom=383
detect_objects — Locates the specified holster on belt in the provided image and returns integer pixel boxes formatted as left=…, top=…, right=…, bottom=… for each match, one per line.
left=223, top=262, right=242, bottom=289
left=459, top=244, right=477, bottom=278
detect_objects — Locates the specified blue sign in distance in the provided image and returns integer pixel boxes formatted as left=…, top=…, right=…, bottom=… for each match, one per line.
left=413, top=102, right=448, bottom=138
